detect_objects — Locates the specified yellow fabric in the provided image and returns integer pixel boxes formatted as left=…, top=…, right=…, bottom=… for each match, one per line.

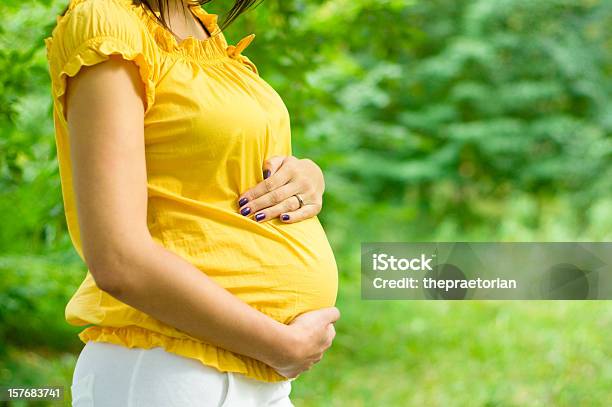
left=44, top=0, right=338, bottom=383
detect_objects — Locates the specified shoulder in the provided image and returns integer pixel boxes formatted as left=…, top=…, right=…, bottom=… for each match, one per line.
left=58, top=0, right=141, bottom=31
left=46, top=0, right=150, bottom=62
left=45, top=0, right=159, bottom=118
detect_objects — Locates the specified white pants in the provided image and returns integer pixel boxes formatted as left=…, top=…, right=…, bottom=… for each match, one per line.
left=71, top=341, right=294, bottom=407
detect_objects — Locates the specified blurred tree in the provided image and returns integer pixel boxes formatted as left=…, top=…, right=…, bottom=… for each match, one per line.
left=222, top=0, right=612, bottom=250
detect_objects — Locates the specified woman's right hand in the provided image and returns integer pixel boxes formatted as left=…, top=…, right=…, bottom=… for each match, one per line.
left=269, top=307, right=340, bottom=379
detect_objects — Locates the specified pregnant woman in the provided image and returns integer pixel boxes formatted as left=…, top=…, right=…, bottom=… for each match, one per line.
left=44, top=0, right=339, bottom=405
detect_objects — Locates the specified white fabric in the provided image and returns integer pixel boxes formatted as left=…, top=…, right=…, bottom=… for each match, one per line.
left=71, top=341, right=294, bottom=406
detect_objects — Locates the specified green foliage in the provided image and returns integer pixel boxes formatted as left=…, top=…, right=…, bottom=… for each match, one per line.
left=0, top=0, right=69, bottom=254
left=0, top=0, right=611, bottom=405
left=295, top=287, right=612, bottom=406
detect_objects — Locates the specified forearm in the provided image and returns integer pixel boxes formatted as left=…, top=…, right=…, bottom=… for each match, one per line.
left=92, top=235, right=291, bottom=367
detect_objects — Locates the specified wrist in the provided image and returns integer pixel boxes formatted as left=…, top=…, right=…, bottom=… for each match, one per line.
left=259, top=321, right=298, bottom=368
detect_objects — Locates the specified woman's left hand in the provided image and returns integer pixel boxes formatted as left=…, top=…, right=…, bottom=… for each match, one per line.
left=237, top=156, right=324, bottom=223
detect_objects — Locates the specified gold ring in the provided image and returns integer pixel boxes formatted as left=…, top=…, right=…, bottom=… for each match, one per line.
left=294, top=194, right=304, bottom=208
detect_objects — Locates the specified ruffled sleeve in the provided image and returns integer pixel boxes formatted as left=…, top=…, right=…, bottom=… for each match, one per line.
left=44, top=0, right=157, bottom=120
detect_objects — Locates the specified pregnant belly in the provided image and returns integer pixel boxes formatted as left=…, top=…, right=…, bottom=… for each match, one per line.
left=156, top=214, right=339, bottom=324
left=213, top=256, right=338, bottom=324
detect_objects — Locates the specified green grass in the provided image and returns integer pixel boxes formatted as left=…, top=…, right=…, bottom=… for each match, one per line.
left=290, top=278, right=612, bottom=406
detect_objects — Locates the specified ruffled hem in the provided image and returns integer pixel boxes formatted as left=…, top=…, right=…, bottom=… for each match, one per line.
left=78, top=325, right=289, bottom=383
left=45, top=35, right=156, bottom=119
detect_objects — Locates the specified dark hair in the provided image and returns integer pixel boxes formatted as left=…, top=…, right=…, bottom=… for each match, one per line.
left=59, top=0, right=262, bottom=35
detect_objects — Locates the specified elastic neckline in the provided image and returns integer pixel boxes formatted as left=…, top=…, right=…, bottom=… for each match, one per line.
left=149, top=3, right=221, bottom=47
left=134, top=1, right=229, bottom=61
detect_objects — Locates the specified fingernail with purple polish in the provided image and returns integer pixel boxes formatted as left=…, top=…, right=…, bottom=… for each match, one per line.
left=255, top=213, right=265, bottom=222
left=281, top=214, right=290, bottom=221
left=241, top=207, right=251, bottom=216
left=263, top=169, right=271, bottom=179
left=238, top=197, right=248, bottom=207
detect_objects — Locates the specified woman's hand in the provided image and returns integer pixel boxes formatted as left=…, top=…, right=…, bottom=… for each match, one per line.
left=267, top=307, right=340, bottom=379
left=237, top=156, right=325, bottom=223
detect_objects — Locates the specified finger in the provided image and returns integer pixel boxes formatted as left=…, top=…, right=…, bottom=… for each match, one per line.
left=244, top=182, right=300, bottom=220
left=238, top=158, right=298, bottom=208
left=322, top=323, right=336, bottom=344
left=318, top=307, right=341, bottom=324
left=252, top=192, right=303, bottom=223
left=263, top=156, right=285, bottom=179
left=279, top=203, right=321, bottom=223
left=327, top=324, right=337, bottom=343
left=277, top=369, right=298, bottom=379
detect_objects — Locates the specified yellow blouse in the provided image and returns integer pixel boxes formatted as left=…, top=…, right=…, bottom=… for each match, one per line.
left=44, top=0, right=338, bottom=382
